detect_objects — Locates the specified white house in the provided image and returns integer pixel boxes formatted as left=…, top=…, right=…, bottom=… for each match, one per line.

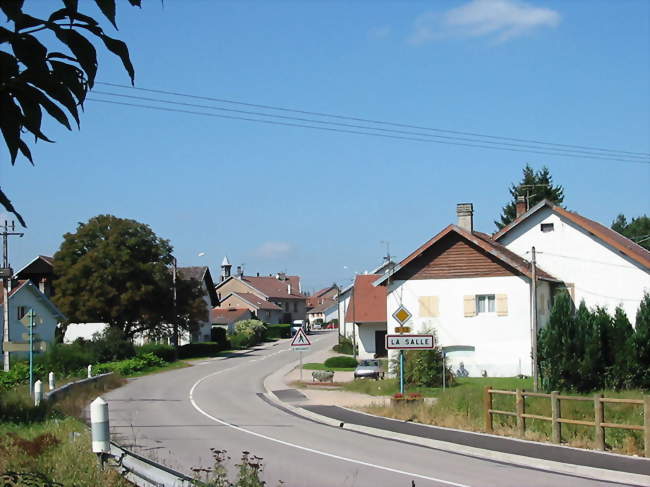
left=345, top=274, right=387, bottom=359
left=1, top=280, right=66, bottom=358
left=493, top=199, right=650, bottom=322
left=375, top=204, right=558, bottom=377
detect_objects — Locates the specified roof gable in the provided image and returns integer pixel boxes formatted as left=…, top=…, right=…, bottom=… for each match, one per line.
left=494, top=200, right=650, bottom=270
left=178, top=266, right=218, bottom=305
left=14, top=255, right=54, bottom=278
left=345, top=274, right=386, bottom=323
left=0, top=280, right=65, bottom=320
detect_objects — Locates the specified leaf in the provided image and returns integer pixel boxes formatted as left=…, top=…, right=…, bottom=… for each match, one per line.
left=127, top=0, right=141, bottom=6
left=0, top=51, right=19, bottom=77
left=13, top=87, right=52, bottom=142
left=0, top=188, right=26, bottom=228
left=0, top=26, right=12, bottom=43
left=0, top=0, right=25, bottom=21
left=46, top=51, right=77, bottom=62
left=10, top=34, right=48, bottom=72
left=17, top=138, right=33, bottom=164
left=0, top=93, right=22, bottom=163
left=54, top=27, right=97, bottom=87
left=14, top=13, right=43, bottom=30
left=94, top=0, right=117, bottom=29
left=100, top=34, right=134, bottom=84
left=50, top=60, right=87, bottom=103
left=23, top=69, right=80, bottom=127
left=63, top=0, right=78, bottom=15
left=22, top=84, right=71, bottom=131
left=49, top=7, right=98, bottom=27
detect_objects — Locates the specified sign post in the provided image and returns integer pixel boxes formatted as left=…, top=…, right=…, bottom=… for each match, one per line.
left=290, top=328, right=312, bottom=382
left=391, top=305, right=415, bottom=395
left=20, top=309, right=42, bottom=397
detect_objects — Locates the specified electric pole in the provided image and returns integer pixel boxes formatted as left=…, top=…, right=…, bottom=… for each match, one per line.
left=530, top=246, right=538, bottom=392
left=2, top=220, right=24, bottom=372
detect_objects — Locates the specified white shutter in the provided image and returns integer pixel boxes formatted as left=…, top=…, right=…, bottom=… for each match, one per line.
left=419, top=296, right=439, bottom=317
left=496, top=294, right=508, bottom=317
left=463, top=295, right=476, bottom=317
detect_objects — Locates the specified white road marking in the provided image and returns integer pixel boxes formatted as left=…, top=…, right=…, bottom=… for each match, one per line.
left=188, top=347, right=471, bottom=487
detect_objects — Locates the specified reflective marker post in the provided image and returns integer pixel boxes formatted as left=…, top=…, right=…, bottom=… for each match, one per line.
left=399, top=351, right=404, bottom=394
left=90, top=397, right=110, bottom=469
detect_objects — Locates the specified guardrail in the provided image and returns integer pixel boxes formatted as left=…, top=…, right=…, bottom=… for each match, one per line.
left=109, top=441, right=194, bottom=487
left=45, top=372, right=114, bottom=402
left=484, top=386, right=650, bottom=457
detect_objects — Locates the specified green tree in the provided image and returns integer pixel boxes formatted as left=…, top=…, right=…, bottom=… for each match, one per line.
left=0, top=0, right=139, bottom=226
left=611, top=214, right=650, bottom=251
left=495, top=164, right=565, bottom=230
left=52, top=214, right=205, bottom=341
left=606, top=307, right=633, bottom=389
left=538, top=290, right=575, bottom=391
left=630, top=293, right=650, bottom=389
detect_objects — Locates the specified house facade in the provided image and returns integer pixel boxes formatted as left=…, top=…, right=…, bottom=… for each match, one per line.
left=345, top=274, right=387, bottom=359
left=14, top=255, right=55, bottom=297
left=375, top=204, right=557, bottom=377
left=177, top=266, right=218, bottom=342
left=210, top=307, right=253, bottom=334
left=306, top=285, right=338, bottom=325
left=1, top=280, right=65, bottom=358
left=494, top=200, right=650, bottom=322
left=218, top=292, right=283, bottom=324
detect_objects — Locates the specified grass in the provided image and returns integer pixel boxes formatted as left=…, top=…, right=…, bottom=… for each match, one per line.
left=126, top=359, right=190, bottom=377
left=358, top=376, right=647, bottom=456
left=342, top=377, right=440, bottom=397
left=303, top=363, right=355, bottom=372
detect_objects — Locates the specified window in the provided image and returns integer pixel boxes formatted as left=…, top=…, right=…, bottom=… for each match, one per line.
left=540, top=223, right=554, bottom=232
left=293, top=302, right=298, bottom=312
left=476, top=295, right=495, bottom=314
left=17, top=306, right=27, bottom=320
left=284, top=302, right=289, bottom=311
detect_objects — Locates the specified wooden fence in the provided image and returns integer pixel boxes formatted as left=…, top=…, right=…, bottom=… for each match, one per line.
left=483, top=386, right=650, bottom=457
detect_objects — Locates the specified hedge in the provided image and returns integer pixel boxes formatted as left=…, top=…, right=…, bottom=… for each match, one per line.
left=136, top=343, right=175, bottom=363
left=324, top=356, right=358, bottom=368
left=177, top=342, right=226, bottom=359
left=266, top=324, right=291, bottom=339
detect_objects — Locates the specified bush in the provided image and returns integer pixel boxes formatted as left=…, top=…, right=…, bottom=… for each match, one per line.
left=229, top=333, right=254, bottom=350
left=234, top=319, right=267, bottom=345
left=266, top=324, right=291, bottom=339
left=93, top=353, right=164, bottom=376
left=210, top=326, right=230, bottom=349
left=36, top=342, right=94, bottom=376
left=324, top=356, right=358, bottom=368
left=0, top=388, right=52, bottom=422
left=0, top=362, right=43, bottom=391
left=332, top=336, right=354, bottom=355
left=178, top=342, right=225, bottom=359
left=86, top=327, right=135, bottom=363
left=136, top=343, right=176, bottom=363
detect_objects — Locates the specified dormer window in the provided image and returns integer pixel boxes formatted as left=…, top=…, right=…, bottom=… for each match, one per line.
left=540, top=223, right=554, bottom=232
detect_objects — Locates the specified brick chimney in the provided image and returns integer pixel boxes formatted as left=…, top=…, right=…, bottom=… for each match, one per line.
left=456, top=203, right=474, bottom=232
left=516, top=196, right=527, bottom=218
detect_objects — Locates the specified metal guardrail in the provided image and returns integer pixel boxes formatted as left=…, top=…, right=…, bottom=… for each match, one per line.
left=109, top=441, right=194, bottom=487
left=45, top=372, right=114, bottom=402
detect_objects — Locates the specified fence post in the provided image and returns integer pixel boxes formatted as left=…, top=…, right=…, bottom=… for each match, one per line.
left=484, top=386, right=493, bottom=433
left=516, top=389, right=525, bottom=438
left=643, top=396, right=650, bottom=458
left=594, top=393, right=605, bottom=451
left=551, top=391, right=561, bottom=444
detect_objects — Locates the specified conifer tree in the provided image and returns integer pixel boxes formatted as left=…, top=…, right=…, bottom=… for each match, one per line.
left=538, top=291, right=574, bottom=391
left=630, top=293, right=650, bottom=388
left=607, top=307, right=633, bottom=389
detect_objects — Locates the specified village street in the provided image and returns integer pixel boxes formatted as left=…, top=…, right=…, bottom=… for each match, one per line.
left=103, top=331, right=633, bottom=487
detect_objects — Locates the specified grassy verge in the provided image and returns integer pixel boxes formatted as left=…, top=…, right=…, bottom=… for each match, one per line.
left=303, top=363, right=355, bottom=372
left=126, top=360, right=190, bottom=377
left=359, top=377, right=646, bottom=455
left=342, top=378, right=440, bottom=397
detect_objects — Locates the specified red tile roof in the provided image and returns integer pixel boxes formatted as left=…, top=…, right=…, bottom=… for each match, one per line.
left=493, top=200, right=650, bottom=270
left=307, top=298, right=337, bottom=314
left=306, top=286, right=338, bottom=308
left=231, top=292, right=282, bottom=310
left=210, top=307, right=251, bottom=324
left=240, top=275, right=304, bottom=299
left=345, top=274, right=387, bottom=323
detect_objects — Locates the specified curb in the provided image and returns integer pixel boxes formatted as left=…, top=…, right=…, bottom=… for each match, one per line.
left=262, top=368, right=650, bottom=486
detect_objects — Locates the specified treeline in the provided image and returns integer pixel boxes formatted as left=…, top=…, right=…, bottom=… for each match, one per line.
left=538, top=292, right=650, bottom=392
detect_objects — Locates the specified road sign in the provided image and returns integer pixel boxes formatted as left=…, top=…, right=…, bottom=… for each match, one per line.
left=3, top=341, right=47, bottom=352
left=392, top=305, right=412, bottom=325
left=395, top=326, right=411, bottom=334
left=290, top=328, right=311, bottom=352
left=386, top=334, right=434, bottom=350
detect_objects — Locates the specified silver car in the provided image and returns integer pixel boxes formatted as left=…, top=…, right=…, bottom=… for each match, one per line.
left=354, top=359, right=384, bottom=380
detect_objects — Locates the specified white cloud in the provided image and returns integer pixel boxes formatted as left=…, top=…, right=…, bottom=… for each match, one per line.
left=253, top=241, right=294, bottom=259
left=408, top=0, right=561, bottom=45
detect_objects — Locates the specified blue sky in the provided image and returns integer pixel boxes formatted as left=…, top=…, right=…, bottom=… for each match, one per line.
left=3, top=0, right=649, bottom=293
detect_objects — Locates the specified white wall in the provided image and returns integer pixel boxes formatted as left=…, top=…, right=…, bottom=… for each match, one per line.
left=356, top=323, right=385, bottom=359
left=386, top=275, right=538, bottom=377
left=337, top=291, right=353, bottom=337
left=499, top=207, right=650, bottom=322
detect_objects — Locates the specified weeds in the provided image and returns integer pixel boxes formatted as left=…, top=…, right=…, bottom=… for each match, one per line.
left=193, top=448, right=276, bottom=487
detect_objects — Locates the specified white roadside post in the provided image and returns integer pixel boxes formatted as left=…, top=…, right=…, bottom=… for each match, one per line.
left=34, top=380, right=43, bottom=406
left=48, top=371, right=55, bottom=391
left=87, top=364, right=92, bottom=378
left=90, top=397, right=110, bottom=469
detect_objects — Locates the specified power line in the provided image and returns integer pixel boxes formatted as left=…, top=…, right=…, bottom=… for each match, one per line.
left=92, top=90, right=650, bottom=163
left=96, top=81, right=650, bottom=159
left=87, top=97, right=650, bottom=164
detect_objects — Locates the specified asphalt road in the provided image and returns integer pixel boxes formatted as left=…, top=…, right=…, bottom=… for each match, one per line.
left=104, top=331, right=637, bottom=487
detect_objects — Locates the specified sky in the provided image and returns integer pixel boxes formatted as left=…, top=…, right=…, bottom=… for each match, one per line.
left=2, top=0, right=649, bottom=293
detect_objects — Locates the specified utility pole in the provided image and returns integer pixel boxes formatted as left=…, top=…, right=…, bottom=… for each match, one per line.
left=351, top=279, right=357, bottom=360
left=171, top=256, right=178, bottom=353
left=530, top=246, right=538, bottom=392
left=2, top=220, right=24, bottom=372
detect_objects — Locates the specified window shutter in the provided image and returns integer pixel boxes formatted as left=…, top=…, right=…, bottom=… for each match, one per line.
left=538, top=293, right=545, bottom=315
left=419, top=296, right=439, bottom=317
left=463, top=295, right=476, bottom=317
left=496, top=294, right=508, bottom=316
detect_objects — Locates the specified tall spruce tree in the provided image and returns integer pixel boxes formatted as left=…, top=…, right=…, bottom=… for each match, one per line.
left=630, top=293, right=650, bottom=388
left=538, top=291, right=575, bottom=391
left=495, top=164, right=565, bottom=230
left=611, top=214, right=650, bottom=251
left=607, top=307, right=633, bottom=389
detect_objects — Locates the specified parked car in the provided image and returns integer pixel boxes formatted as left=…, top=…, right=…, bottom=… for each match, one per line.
left=291, top=319, right=310, bottom=336
left=354, top=359, right=384, bottom=380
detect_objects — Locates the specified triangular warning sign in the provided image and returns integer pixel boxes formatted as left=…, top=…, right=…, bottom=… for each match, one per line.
left=290, top=328, right=311, bottom=347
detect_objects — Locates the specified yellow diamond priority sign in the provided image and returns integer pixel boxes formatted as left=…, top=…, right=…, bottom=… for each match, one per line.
left=392, top=305, right=412, bottom=325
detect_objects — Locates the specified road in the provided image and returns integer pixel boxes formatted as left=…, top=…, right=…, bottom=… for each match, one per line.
left=104, top=331, right=635, bottom=487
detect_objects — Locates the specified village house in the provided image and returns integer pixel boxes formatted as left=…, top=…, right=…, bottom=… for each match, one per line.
left=1, top=280, right=65, bottom=358
left=375, top=204, right=559, bottom=377
left=14, top=255, right=55, bottom=297
left=345, top=274, right=387, bottom=359
left=214, top=256, right=307, bottom=324
left=306, top=285, right=338, bottom=325
left=210, top=307, right=253, bottom=334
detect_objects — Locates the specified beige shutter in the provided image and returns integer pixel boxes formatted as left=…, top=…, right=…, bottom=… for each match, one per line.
left=463, top=295, right=476, bottom=317
left=538, top=293, right=546, bottom=315
left=496, top=294, right=508, bottom=316
left=419, top=296, right=439, bottom=317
